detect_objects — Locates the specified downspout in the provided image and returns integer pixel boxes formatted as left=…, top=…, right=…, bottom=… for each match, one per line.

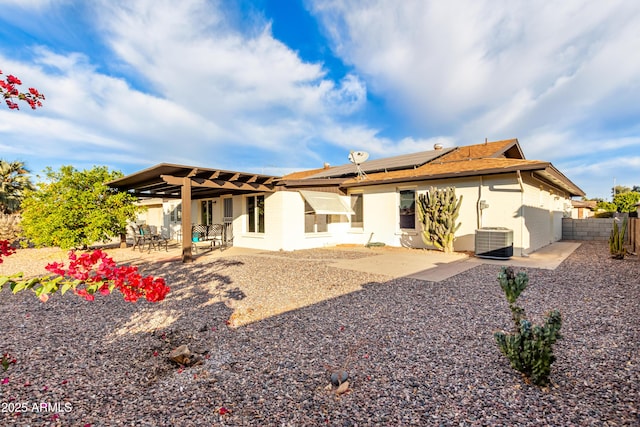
left=476, top=176, right=483, bottom=229
left=517, top=170, right=527, bottom=257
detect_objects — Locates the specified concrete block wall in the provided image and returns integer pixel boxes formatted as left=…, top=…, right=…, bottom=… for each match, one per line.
left=562, top=218, right=615, bottom=241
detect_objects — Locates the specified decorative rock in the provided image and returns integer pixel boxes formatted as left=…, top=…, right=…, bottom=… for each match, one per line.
left=330, top=370, right=348, bottom=386
left=169, top=345, right=191, bottom=366
left=336, top=380, right=350, bottom=395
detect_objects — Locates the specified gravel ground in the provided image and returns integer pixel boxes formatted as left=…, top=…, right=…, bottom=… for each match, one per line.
left=0, top=241, right=638, bottom=426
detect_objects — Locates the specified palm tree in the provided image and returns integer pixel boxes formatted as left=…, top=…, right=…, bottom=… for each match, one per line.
left=0, top=160, right=34, bottom=213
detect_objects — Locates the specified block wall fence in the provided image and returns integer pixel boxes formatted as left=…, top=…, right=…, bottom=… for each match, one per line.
left=562, top=217, right=638, bottom=252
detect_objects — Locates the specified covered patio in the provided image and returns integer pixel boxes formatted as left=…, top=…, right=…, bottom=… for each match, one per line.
left=107, top=163, right=279, bottom=262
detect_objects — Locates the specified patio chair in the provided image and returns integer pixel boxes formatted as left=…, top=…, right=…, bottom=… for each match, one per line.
left=205, top=224, right=224, bottom=248
left=191, top=224, right=212, bottom=253
left=150, top=225, right=169, bottom=251
left=140, top=224, right=168, bottom=252
left=128, top=224, right=145, bottom=251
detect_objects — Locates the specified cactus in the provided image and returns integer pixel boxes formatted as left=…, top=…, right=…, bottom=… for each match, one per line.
left=494, top=267, right=562, bottom=387
left=609, top=217, right=627, bottom=259
left=497, top=267, right=528, bottom=326
left=417, top=187, right=462, bottom=253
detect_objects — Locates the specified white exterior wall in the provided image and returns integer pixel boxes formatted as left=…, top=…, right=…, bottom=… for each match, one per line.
left=133, top=198, right=166, bottom=235
left=471, top=175, right=525, bottom=255
left=341, top=178, right=486, bottom=251
left=343, top=173, right=572, bottom=257
left=231, top=192, right=282, bottom=251
left=518, top=172, right=570, bottom=253
left=229, top=190, right=353, bottom=251
left=276, top=191, right=352, bottom=250
left=151, top=172, right=573, bottom=255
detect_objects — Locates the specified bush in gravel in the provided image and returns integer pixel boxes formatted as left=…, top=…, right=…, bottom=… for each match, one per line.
left=494, top=267, right=562, bottom=386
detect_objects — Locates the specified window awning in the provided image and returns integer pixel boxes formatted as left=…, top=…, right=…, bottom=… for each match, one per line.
left=300, top=190, right=354, bottom=215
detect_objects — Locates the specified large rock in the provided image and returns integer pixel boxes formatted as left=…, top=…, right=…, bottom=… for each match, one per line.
left=169, top=345, right=191, bottom=366
left=330, top=370, right=348, bottom=386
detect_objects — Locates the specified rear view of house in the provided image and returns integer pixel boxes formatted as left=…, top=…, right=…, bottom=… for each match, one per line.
left=108, top=139, right=584, bottom=262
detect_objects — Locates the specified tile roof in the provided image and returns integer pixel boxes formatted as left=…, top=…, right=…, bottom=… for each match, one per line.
left=436, top=139, right=522, bottom=161
left=342, top=157, right=548, bottom=185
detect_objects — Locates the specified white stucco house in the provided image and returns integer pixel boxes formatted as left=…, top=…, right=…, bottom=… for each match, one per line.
left=108, top=139, right=584, bottom=262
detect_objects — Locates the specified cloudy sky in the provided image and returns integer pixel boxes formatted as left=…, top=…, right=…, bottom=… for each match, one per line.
left=0, top=0, right=638, bottom=200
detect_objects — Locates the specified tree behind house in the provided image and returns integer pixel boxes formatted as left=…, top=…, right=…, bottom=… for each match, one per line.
left=0, top=160, right=34, bottom=214
left=612, top=191, right=640, bottom=214
left=20, top=165, right=140, bottom=249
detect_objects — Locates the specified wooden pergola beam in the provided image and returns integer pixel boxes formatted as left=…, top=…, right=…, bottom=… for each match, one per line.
left=161, top=175, right=273, bottom=192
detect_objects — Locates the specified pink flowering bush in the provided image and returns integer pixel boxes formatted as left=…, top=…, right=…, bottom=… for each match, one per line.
left=0, top=70, right=45, bottom=110
left=0, top=240, right=169, bottom=303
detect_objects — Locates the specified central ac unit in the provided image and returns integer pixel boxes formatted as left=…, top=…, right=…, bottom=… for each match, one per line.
left=475, top=227, right=513, bottom=259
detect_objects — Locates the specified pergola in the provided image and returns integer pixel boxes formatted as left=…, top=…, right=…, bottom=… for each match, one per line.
left=107, top=163, right=278, bottom=262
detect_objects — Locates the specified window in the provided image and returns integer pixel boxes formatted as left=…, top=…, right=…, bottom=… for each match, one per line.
left=305, top=201, right=329, bottom=233
left=247, top=195, right=265, bottom=233
left=170, top=203, right=182, bottom=222
left=223, top=198, right=233, bottom=220
left=201, top=200, right=214, bottom=225
left=351, top=194, right=363, bottom=228
left=399, top=190, right=416, bottom=229
left=299, top=190, right=351, bottom=234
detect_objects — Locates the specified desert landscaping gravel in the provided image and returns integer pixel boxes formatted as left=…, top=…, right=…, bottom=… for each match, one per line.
left=0, top=241, right=638, bottom=426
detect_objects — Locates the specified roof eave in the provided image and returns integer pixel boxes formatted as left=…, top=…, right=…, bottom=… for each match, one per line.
left=535, top=166, right=585, bottom=197
left=278, top=178, right=348, bottom=187
left=340, top=164, right=544, bottom=188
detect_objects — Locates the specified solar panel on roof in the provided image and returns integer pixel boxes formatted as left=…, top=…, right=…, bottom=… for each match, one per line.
left=305, top=147, right=455, bottom=179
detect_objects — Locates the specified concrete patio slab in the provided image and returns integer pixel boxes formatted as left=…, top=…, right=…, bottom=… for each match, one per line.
left=465, top=241, right=582, bottom=271
left=128, top=240, right=582, bottom=284
left=328, top=241, right=582, bottom=283
left=329, top=250, right=469, bottom=279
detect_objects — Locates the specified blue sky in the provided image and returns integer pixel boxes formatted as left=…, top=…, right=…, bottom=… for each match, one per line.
left=1, top=0, right=639, bottom=200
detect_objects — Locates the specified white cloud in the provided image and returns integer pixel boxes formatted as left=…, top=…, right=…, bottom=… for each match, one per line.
left=95, top=0, right=331, bottom=117
left=323, top=74, right=367, bottom=114
left=0, top=0, right=395, bottom=174
left=309, top=0, right=640, bottom=198
left=2, top=0, right=638, bottom=201
left=310, top=0, right=640, bottom=134
left=0, top=0, right=63, bottom=10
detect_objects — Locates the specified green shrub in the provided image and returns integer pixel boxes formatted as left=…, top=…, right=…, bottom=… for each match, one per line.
left=594, top=211, right=614, bottom=218
left=494, top=267, right=562, bottom=386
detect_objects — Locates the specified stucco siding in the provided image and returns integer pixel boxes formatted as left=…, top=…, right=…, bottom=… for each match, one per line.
left=150, top=171, right=573, bottom=255
left=344, top=173, right=570, bottom=256
left=287, top=191, right=353, bottom=250
left=471, top=175, right=525, bottom=255
left=232, top=192, right=283, bottom=251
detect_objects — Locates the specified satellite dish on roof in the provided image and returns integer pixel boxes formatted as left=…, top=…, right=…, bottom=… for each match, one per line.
left=348, top=150, right=369, bottom=180
left=348, top=150, right=369, bottom=165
